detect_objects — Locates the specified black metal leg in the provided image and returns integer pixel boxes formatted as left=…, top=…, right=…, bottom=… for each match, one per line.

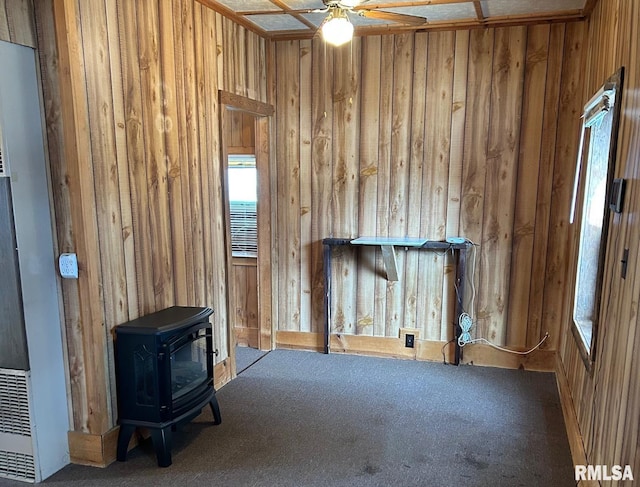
left=151, top=426, right=173, bottom=467
left=116, top=424, right=136, bottom=462
left=209, top=393, right=222, bottom=425
left=323, top=243, right=331, bottom=354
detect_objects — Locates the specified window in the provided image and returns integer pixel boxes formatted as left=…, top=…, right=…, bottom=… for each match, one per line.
left=569, top=68, right=623, bottom=368
left=228, top=155, right=257, bottom=257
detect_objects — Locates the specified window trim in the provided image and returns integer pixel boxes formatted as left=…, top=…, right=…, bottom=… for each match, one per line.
left=569, top=67, right=624, bottom=373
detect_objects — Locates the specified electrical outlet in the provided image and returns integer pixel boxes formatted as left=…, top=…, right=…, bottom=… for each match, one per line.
left=405, top=334, right=415, bottom=348
left=399, top=327, right=420, bottom=349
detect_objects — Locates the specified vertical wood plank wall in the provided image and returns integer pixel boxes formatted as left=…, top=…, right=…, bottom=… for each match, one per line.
left=0, top=0, right=35, bottom=47
left=273, top=24, right=586, bottom=355
left=560, top=0, right=640, bottom=478
left=33, top=0, right=267, bottom=437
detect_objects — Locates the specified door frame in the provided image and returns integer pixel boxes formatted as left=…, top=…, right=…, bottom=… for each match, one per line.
left=219, top=91, right=274, bottom=375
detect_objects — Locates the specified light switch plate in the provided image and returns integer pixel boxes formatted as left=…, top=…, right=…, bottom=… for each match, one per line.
left=59, top=253, right=78, bottom=279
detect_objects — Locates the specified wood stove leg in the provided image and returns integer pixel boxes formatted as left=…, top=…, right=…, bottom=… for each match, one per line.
left=151, top=426, right=172, bottom=467
left=209, top=393, right=222, bottom=425
left=116, top=424, right=136, bottom=462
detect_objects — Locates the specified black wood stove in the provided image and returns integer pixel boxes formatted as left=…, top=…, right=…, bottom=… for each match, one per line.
left=115, top=306, right=221, bottom=467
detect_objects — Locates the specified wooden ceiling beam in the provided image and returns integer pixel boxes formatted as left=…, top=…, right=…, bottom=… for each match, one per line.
left=473, top=0, right=485, bottom=22
left=582, top=0, right=599, bottom=16
left=268, top=0, right=317, bottom=30
left=196, top=0, right=269, bottom=37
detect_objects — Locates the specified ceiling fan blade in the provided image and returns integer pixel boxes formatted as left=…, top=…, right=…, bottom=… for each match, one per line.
left=359, top=10, right=427, bottom=25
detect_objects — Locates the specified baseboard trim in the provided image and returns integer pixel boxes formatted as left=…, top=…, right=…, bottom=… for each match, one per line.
left=234, top=327, right=259, bottom=348
left=68, top=427, right=132, bottom=467
left=276, top=331, right=555, bottom=370
left=555, top=354, right=589, bottom=471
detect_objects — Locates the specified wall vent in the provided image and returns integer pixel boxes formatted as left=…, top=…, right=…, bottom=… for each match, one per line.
left=0, top=369, right=35, bottom=483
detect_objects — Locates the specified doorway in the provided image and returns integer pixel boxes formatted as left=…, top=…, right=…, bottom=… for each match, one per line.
left=219, top=92, right=274, bottom=377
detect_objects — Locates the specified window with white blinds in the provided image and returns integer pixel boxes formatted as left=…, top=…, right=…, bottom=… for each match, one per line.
left=228, top=155, right=257, bottom=257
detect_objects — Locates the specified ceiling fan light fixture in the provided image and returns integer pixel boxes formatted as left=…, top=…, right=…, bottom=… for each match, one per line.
left=321, top=10, right=354, bottom=46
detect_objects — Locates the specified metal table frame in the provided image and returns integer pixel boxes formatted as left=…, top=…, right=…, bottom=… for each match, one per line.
left=322, top=237, right=472, bottom=365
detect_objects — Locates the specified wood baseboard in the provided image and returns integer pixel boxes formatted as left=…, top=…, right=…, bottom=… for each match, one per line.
left=68, top=427, right=129, bottom=467
left=214, top=358, right=233, bottom=390
left=555, top=354, right=588, bottom=470
left=275, top=331, right=553, bottom=370
left=234, top=326, right=259, bottom=348
left=460, top=343, right=556, bottom=371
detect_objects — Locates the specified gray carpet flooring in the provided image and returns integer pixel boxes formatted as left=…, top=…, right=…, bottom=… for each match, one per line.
left=0, top=350, right=575, bottom=486
left=235, top=345, right=268, bottom=374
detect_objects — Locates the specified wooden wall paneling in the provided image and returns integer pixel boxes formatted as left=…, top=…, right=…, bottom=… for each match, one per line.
left=331, top=41, right=360, bottom=335
left=228, top=111, right=241, bottom=146
left=442, top=29, right=469, bottom=349
left=266, top=39, right=278, bottom=341
left=460, top=28, right=493, bottom=340
left=158, top=0, right=187, bottom=305
left=527, top=24, right=565, bottom=348
left=356, top=35, right=381, bottom=336
left=255, top=114, right=273, bottom=348
left=232, top=262, right=258, bottom=331
left=137, top=0, right=174, bottom=309
left=310, top=40, right=333, bottom=333
left=51, top=0, right=108, bottom=434
left=222, top=16, right=234, bottom=92
left=385, top=33, right=412, bottom=337
left=421, top=31, right=455, bottom=340
left=194, top=2, right=215, bottom=323
left=245, top=32, right=257, bottom=100
left=236, top=23, right=247, bottom=96
left=215, top=13, right=224, bottom=92
left=527, top=24, right=565, bottom=347
left=78, top=0, right=128, bottom=423
left=403, top=32, right=426, bottom=338
left=119, top=0, right=155, bottom=315
left=202, top=5, right=228, bottom=362
left=299, top=39, right=312, bottom=332
left=183, top=0, right=207, bottom=308
left=479, top=25, right=526, bottom=346
left=241, top=113, right=254, bottom=147
left=542, top=21, right=586, bottom=350
left=256, top=38, right=266, bottom=104
left=105, top=0, right=137, bottom=322
left=34, top=0, right=82, bottom=427
left=172, top=0, right=195, bottom=306
left=374, top=35, right=394, bottom=337
left=506, top=24, right=549, bottom=348
left=0, top=0, right=36, bottom=48
left=276, top=40, right=301, bottom=331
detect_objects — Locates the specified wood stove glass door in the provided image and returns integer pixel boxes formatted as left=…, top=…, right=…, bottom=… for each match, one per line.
left=170, top=329, right=209, bottom=403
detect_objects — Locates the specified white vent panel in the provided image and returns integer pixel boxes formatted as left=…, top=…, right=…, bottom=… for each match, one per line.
left=0, top=371, right=31, bottom=436
left=0, top=451, right=35, bottom=483
left=0, top=370, right=35, bottom=483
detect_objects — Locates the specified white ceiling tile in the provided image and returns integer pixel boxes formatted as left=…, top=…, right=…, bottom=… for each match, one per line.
left=216, top=0, right=281, bottom=11
left=386, top=3, right=477, bottom=22
left=481, top=0, right=586, bottom=17
left=246, top=14, right=310, bottom=31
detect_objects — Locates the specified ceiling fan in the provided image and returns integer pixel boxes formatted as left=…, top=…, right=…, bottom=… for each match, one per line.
left=314, top=0, right=427, bottom=46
